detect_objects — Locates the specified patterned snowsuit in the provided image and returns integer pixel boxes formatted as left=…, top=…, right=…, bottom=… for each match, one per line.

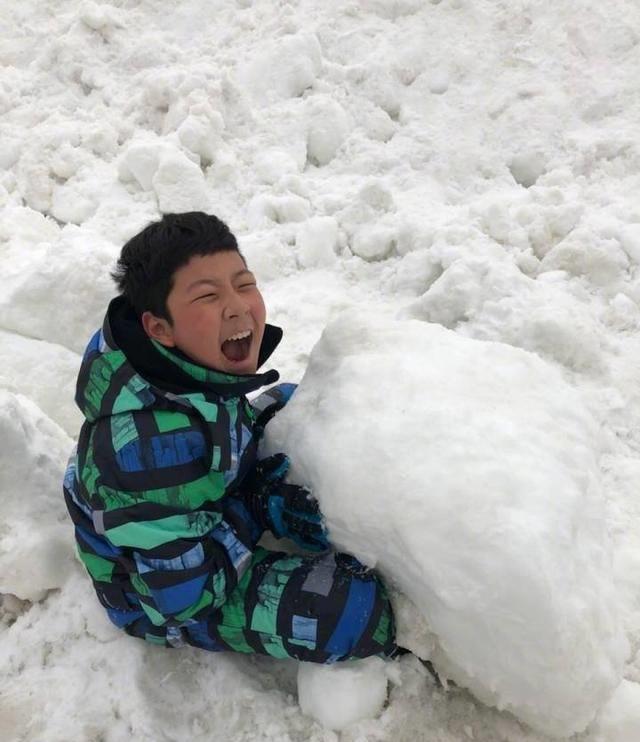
left=63, top=297, right=395, bottom=661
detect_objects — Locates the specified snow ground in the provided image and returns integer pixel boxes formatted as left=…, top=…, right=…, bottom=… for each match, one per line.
left=1, top=0, right=640, bottom=740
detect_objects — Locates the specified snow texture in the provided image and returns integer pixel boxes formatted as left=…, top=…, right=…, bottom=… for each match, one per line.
left=2, top=0, right=640, bottom=740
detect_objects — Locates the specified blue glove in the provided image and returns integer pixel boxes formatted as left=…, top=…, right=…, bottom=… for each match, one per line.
left=252, top=383, right=298, bottom=439
left=244, top=454, right=330, bottom=552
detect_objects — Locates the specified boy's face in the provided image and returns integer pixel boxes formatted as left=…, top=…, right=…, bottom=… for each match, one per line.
left=142, top=250, right=267, bottom=375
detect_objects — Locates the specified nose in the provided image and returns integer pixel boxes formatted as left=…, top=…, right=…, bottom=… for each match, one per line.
left=223, top=289, right=251, bottom=320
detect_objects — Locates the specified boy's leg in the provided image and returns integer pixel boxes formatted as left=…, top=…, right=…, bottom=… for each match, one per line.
left=184, top=548, right=396, bottom=662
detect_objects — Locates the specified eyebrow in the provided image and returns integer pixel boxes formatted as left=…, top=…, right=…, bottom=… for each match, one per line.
left=186, top=269, right=254, bottom=292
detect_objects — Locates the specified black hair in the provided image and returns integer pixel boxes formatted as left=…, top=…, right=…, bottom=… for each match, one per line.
left=112, top=212, right=242, bottom=321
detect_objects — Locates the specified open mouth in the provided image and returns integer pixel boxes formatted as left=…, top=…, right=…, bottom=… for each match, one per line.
left=221, top=330, right=253, bottom=364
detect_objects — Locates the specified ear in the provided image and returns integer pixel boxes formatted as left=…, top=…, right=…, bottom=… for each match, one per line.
left=141, top=311, right=176, bottom=347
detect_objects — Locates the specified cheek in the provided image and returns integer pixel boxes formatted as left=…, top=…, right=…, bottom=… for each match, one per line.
left=179, top=308, right=221, bottom=345
left=253, top=293, right=267, bottom=324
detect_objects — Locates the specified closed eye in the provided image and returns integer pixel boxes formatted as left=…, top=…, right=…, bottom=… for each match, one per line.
left=194, top=293, right=218, bottom=302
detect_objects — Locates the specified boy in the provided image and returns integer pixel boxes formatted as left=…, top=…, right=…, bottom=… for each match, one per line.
left=63, top=211, right=396, bottom=662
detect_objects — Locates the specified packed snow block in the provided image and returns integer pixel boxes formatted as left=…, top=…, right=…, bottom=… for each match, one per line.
left=264, top=314, right=626, bottom=738
left=0, top=391, right=75, bottom=601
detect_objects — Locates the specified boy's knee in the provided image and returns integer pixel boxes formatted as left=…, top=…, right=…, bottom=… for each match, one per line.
left=318, top=551, right=396, bottom=660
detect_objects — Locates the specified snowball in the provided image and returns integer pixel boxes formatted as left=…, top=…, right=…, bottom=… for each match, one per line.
left=0, top=390, right=75, bottom=601
left=152, top=151, right=210, bottom=213
left=296, top=216, right=338, bottom=268
left=297, top=658, right=388, bottom=731
left=306, top=96, right=352, bottom=166
left=265, top=313, right=626, bottom=737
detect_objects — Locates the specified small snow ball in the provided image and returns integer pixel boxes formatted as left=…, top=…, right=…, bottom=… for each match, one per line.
left=297, top=657, right=388, bottom=731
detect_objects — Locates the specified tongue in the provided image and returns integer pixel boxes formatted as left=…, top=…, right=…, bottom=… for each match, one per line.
left=222, top=337, right=250, bottom=362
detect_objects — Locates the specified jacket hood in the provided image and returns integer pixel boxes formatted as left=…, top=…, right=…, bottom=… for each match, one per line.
left=75, top=296, right=281, bottom=423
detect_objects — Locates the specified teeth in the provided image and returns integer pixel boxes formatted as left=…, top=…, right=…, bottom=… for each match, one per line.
left=225, top=330, right=252, bottom=342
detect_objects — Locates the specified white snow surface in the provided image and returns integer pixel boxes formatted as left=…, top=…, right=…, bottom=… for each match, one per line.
left=2, top=0, right=640, bottom=740
left=264, top=314, right=627, bottom=736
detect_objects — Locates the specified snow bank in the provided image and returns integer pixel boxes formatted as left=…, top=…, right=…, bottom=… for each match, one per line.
left=0, top=390, right=75, bottom=601
left=265, top=313, right=627, bottom=737
left=2, top=0, right=640, bottom=738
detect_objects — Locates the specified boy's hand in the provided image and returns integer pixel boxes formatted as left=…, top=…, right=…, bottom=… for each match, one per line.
left=252, top=383, right=298, bottom=439
left=266, top=482, right=329, bottom=552
left=244, top=453, right=329, bottom=552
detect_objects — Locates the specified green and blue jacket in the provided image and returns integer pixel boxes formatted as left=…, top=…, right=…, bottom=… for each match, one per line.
left=63, top=297, right=281, bottom=640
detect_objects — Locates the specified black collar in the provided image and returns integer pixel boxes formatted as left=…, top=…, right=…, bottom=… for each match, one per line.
left=104, top=296, right=281, bottom=397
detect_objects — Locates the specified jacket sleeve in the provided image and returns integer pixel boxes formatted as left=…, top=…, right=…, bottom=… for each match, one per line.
left=87, top=411, right=263, bottom=628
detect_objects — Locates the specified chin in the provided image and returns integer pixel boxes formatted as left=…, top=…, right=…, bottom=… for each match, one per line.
left=221, top=357, right=258, bottom=375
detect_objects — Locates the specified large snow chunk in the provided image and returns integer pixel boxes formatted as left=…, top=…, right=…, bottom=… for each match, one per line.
left=0, top=391, right=75, bottom=601
left=265, top=313, right=626, bottom=737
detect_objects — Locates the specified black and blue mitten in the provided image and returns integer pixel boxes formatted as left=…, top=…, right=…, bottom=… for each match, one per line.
left=244, top=453, right=329, bottom=552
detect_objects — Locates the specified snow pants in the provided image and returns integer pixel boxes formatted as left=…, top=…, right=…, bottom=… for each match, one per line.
left=122, top=547, right=396, bottom=663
